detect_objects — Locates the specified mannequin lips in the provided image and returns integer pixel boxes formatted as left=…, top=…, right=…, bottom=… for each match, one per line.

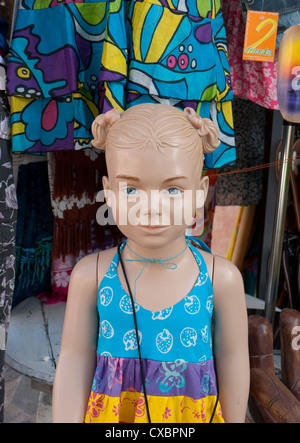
left=138, top=225, right=170, bottom=232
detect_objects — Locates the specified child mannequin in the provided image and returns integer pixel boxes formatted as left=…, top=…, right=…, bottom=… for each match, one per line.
left=52, top=104, right=249, bottom=423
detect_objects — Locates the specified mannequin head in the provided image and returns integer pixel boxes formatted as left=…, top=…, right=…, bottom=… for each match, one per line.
left=92, top=104, right=219, bottom=249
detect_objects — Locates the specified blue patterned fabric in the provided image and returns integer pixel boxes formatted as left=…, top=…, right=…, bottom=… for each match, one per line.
left=7, top=0, right=236, bottom=168
left=84, top=235, right=224, bottom=423
left=97, top=236, right=214, bottom=363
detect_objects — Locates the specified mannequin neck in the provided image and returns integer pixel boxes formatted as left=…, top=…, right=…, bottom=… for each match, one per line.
left=125, top=234, right=189, bottom=262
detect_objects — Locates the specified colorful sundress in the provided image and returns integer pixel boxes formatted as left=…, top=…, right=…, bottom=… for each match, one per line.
left=84, top=236, right=224, bottom=423
left=7, top=0, right=235, bottom=169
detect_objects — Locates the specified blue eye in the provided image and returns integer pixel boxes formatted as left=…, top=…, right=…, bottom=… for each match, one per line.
left=167, top=187, right=182, bottom=195
left=123, top=187, right=138, bottom=195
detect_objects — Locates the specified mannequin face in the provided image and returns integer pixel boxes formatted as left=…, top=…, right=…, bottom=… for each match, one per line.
left=103, top=144, right=208, bottom=250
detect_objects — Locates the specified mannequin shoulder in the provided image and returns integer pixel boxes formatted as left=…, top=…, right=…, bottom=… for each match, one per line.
left=194, top=248, right=242, bottom=286
left=212, top=254, right=246, bottom=308
left=214, top=254, right=243, bottom=282
left=69, top=247, right=118, bottom=294
left=73, top=247, right=118, bottom=274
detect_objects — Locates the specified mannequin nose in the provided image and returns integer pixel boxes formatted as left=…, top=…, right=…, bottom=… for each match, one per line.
left=140, top=191, right=162, bottom=224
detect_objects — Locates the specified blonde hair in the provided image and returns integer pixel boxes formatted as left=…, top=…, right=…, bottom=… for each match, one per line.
left=91, top=104, right=220, bottom=156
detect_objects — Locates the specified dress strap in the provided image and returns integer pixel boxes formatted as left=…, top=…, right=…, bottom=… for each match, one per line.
left=212, top=253, right=216, bottom=286
left=96, top=252, right=100, bottom=289
left=186, top=235, right=212, bottom=254
left=187, top=236, right=216, bottom=284
left=96, top=241, right=126, bottom=289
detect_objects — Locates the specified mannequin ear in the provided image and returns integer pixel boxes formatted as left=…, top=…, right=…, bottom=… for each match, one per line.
left=196, top=176, right=209, bottom=208
left=184, top=107, right=220, bottom=154
left=91, top=109, right=123, bottom=150
left=102, top=176, right=112, bottom=207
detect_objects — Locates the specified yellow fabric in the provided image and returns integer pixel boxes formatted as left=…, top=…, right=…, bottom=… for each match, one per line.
left=101, top=41, right=128, bottom=77
left=132, top=2, right=184, bottom=64
left=84, top=391, right=224, bottom=423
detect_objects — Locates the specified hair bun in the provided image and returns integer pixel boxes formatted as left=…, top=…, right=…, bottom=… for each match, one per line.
left=184, top=107, right=220, bottom=154
left=91, top=109, right=123, bottom=150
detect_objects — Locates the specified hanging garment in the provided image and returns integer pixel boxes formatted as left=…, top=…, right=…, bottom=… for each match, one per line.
left=0, top=17, right=8, bottom=58
left=0, top=16, right=9, bottom=92
left=221, top=0, right=279, bottom=110
left=0, top=0, right=14, bottom=35
left=7, top=0, right=108, bottom=154
left=0, top=91, right=17, bottom=423
left=12, top=161, right=53, bottom=308
left=50, top=149, right=122, bottom=261
left=239, top=0, right=300, bottom=50
left=0, top=17, right=17, bottom=421
left=7, top=0, right=236, bottom=169
left=37, top=149, right=123, bottom=305
left=37, top=225, right=121, bottom=305
left=216, top=98, right=266, bottom=206
left=101, top=0, right=235, bottom=169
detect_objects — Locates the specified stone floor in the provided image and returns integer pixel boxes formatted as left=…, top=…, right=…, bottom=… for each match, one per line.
left=3, top=365, right=52, bottom=423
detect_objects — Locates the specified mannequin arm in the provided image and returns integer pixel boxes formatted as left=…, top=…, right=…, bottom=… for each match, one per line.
left=52, top=253, right=99, bottom=423
left=213, top=256, right=250, bottom=423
